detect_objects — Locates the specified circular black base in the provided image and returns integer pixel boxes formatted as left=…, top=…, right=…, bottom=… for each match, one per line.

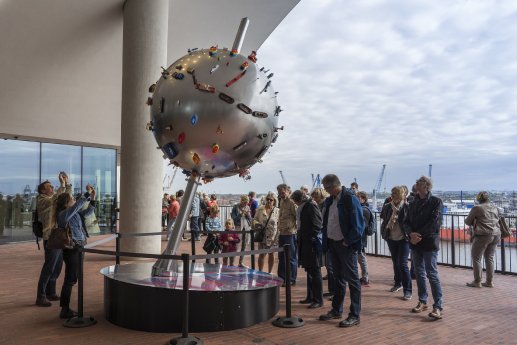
left=63, top=316, right=97, bottom=328
left=168, top=336, right=203, bottom=345
left=272, top=316, right=305, bottom=328
left=102, top=262, right=281, bottom=332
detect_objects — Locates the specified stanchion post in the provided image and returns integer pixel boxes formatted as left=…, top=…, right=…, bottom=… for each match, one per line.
left=500, top=237, right=506, bottom=274
left=115, top=233, right=121, bottom=265
left=63, top=247, right=97, bottom=328
left=250, top=231, right=255, bottom=270
left=272, top=244, right=304, bottom=328
left=451, top=216, right=456, bottom=267
left=168, top=253, right=202, bottom=345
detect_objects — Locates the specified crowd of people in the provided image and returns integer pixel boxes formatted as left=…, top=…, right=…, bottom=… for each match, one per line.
left=33, top=170, right=503, bottom=327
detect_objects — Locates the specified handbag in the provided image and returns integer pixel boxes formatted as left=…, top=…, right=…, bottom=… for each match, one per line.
left=498, top=216, right=512, bottom=239
left=47, top=223, right=74, bottom=250
left=203, top=234, right=219, bottom=253
left=254, top=207, right=274, bottom=243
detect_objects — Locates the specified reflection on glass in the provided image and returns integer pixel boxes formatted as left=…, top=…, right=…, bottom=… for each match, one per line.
left=0, top=140, right=40, bottom=242
left=83, top=147, right=117, bottom=232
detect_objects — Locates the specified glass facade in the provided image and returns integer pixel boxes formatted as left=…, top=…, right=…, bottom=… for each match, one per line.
left=0, top=139, right=117, bottom=244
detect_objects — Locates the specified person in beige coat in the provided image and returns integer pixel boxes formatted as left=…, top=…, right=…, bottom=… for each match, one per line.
left=35, top=173, right=71, bottom=307
left=464, top=191, right=501, bottom=288
left=253, top=191, right=279, bottom=273
left=276, top=184, right=298, bottom=286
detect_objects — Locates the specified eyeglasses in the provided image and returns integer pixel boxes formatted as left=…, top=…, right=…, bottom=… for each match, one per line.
left=266, top=198, right=274, bottom=202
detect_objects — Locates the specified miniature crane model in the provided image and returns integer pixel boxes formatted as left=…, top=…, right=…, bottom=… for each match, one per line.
left=151, top=18, right=283, bottom=276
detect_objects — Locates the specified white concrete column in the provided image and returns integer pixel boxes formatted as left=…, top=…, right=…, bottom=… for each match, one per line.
left=120, top=0, right=168, bottom=255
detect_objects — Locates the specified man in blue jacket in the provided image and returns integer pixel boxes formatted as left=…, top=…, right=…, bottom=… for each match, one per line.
left=318, top=174, right=364, bottom=328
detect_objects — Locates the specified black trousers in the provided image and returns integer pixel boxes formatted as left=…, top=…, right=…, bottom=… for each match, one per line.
left=305, top=266, right=323, bottom=304
left=60, top=246, right=79, bottom=309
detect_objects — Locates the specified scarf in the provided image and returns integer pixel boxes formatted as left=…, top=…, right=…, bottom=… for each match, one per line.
left=387, top=201, right=402, bottom=230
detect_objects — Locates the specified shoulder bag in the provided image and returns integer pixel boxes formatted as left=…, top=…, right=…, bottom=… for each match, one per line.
left=254, top=207, right=275, bottom=243
left=47, top=223, right=74, bottom=250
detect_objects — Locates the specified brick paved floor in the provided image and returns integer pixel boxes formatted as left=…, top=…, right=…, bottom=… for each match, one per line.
left=1, top=235, right=516, bottom=345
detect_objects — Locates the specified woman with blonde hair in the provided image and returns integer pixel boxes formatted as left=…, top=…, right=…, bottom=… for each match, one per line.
left=253, top=192, right=279, bottom=273
left=380, top=186, right=412, bottom=300
left=464, top=191, right=501, bottom=288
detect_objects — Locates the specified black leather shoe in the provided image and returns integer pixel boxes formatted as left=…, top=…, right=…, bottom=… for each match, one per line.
left=59, top=308, right=78, bottom=319
left=339, top=316, right=360, bottom=328
left=323, top=292, right=333, bottom=297
left=319, top=310, right=342, bottom=321
left=299, top=299, right=312, bottom=304
left=308, top=302, right=323, bottom=309
left=35, top=298, right=51, bottom=307
left=46, top=295, right=60, bottom=301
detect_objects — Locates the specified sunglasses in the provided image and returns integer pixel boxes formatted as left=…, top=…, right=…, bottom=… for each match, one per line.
left=266, top=198, right=274, bottom=201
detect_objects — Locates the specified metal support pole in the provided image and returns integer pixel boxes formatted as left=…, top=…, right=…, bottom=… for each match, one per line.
left=272, top=244, right=304, bottom=328
left=168, top=254, right=202, bottom=345
left=153, top=175, right=200, bottom=276
left=191, top=231, right=196, bottom=263
left=63, top=248, right=97, bottom=328
left=374, top=213, right=379, bottom=255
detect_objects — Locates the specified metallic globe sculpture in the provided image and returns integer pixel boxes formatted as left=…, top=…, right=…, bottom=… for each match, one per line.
left=151, top=18, right=284, bottom=276
left=147, top=19, right=282, bottom=183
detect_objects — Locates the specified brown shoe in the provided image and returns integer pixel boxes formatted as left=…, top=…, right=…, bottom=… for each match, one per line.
left=466, top=281, right=481, bottom=288
left=35, top=298, right=51, bottom=307
left=481, top=282, right=494, bottom=288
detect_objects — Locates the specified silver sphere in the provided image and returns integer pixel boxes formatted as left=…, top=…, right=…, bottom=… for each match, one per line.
left=148, top=47, right=280, bottom=182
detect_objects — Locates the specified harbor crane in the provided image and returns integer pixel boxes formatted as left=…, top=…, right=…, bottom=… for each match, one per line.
left=372, top=164, right=386, bottom=211
left=279, top=170, right=287, bottom=184
left=428, top=164, right=432, bottom=178
left=311, top=173, right=321, bottom=189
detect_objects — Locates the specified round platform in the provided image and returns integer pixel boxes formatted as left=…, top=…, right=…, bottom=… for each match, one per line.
left=100, top=262, right=283, bottom=332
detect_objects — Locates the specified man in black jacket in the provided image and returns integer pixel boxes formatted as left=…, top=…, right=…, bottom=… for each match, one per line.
left=403, top=176, right=444, bottom=320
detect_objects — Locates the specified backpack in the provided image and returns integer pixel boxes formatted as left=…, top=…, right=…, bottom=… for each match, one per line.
left=32, top=210, right=44, bottom=250
left=363, top=206, right=376, bottom=236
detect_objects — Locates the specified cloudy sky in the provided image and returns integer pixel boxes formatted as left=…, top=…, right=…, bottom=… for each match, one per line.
left=168, top=0, right=517, bottom=195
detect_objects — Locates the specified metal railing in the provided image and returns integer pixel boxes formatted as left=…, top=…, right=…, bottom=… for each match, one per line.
left=365, top=212, right=517, bottom=275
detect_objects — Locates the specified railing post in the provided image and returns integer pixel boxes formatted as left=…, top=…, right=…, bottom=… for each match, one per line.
left=451, top=216, right=456, bottom=268
left=500, top=237, right=506, bottom=274
left=115, top=233, right=121, bottom=265
left=374, top=213, right=379, bottom=255
left=272, top=244, right=304, bottom=328
left=168, top=253, right=202, bottom=345
left=63, top=247, right=97, bottom=328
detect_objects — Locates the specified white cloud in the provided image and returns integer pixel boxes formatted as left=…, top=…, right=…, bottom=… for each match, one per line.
left=170, top=0, right=517, bottom=195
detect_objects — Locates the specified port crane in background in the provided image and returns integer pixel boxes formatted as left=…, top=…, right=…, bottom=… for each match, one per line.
left=279, top=170, right=287, bottom=185
left=372, top=164, right=386, bottom=211
left=311, top=173, right=321, bottom=189
left=428, top=164, right=432, bottom=178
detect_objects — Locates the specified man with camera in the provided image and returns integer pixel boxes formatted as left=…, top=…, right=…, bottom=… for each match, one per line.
left=35, top=172, right=71, bottom=307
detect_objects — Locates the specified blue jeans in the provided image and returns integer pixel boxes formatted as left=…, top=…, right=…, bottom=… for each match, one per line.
left=190, top=216, right=200, bottom=239
left=36, top=240, right=63, bottom=299
left=412, top=249, right=443, bottom=310
left=329, top=239, right=361, bottom=318
left=277, top=234, right=298, bottom=284
left=386, top=239, right=412, bottom=294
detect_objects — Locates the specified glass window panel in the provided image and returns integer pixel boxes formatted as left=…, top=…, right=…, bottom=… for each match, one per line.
left=83, top=147, right=117, bottom=232
left=0, top=140, right=40, bottom=243
left=41, top=143, right=81, bottom=194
